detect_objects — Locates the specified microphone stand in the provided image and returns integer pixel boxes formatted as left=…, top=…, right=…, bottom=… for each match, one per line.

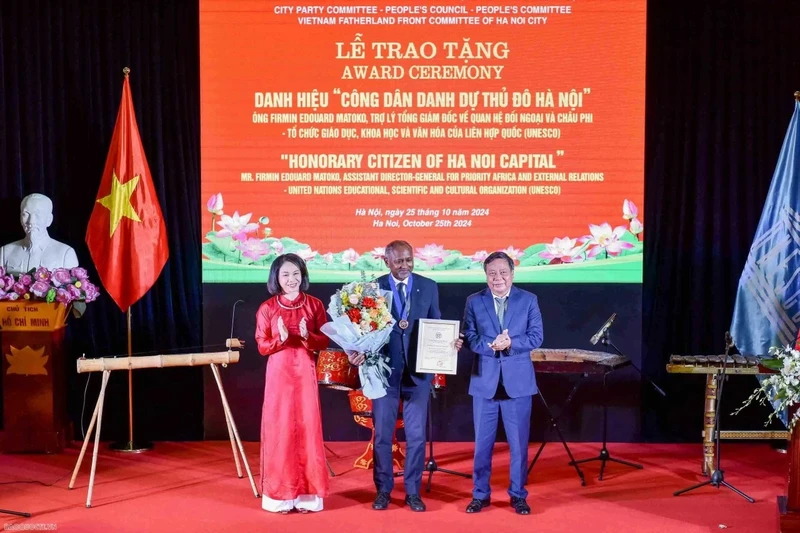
left=570, top=328, right=644, bottom=479
left=602, top=333, right=667, bottom=398
left=673, top=333, right=755, bottom=502
left=422, top=384, right=470, bottom=492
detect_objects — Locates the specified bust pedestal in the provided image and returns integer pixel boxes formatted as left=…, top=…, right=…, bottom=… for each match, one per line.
left=0, top=301, right=71, bottom=453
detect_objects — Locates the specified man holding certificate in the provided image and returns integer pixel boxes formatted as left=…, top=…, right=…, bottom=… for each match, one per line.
left=347, top=240, right=462, bottom=512
left=463, top=251, right=543, bottom=515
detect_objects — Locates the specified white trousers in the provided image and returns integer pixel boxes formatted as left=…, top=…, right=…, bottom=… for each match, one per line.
left=261, top=494, right=323, bottom=513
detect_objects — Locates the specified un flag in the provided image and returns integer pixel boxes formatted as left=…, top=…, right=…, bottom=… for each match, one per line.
left=731, top=96, right=800, bottom=357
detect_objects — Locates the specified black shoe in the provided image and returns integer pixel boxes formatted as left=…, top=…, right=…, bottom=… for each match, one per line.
left=510, top=497, right=530, bottom=515
left=373, top=492, right=391, bottom=510
left=466, top=498, right=490, bottom=513
left=405, top=494, right=426, bottom=512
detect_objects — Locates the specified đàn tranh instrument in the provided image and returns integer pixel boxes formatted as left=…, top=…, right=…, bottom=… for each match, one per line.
left=530, top=348, right=631, bottom=374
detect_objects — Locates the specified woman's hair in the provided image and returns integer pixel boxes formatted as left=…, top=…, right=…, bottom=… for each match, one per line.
left=267, top=253, right=310, bottom=295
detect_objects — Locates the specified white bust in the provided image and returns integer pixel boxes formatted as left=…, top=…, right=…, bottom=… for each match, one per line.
left=0, top=193, right=79, bottom=275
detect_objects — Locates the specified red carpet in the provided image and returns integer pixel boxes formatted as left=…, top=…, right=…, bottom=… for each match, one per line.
left=0, top=441, right=787, bottom=533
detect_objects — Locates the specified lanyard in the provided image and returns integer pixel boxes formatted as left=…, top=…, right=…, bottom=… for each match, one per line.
left=388, top=274, right=413, bottom=321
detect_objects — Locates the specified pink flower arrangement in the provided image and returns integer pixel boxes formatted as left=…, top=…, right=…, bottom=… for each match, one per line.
left=0, top=266, right=100, bottom=305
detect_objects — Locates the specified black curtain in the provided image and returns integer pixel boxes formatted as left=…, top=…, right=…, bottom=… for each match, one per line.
left=643, top=0, right=800, bottom=440
left=0, top=0, right=202, bottom=441
left=3, top=0, right=800, bottom=442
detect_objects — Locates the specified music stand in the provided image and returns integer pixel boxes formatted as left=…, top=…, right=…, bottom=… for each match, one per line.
left=422, top=385, right=470, bottom=492
left=673, top=333, right=755, bottom=502
left=0, top=509, right=31, bottom=518
left=568, top=329, right=644, bottom=480
left=527, top=388, right=586, bottom=486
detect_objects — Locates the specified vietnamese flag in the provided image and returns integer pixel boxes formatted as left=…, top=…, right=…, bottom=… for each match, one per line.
left=85, top=70, right=168, bottom=312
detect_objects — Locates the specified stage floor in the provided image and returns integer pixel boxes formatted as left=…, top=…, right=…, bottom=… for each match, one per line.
left=0, top=441, right=787, bottom=533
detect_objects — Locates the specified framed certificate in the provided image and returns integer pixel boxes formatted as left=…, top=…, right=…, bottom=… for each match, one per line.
left=415, top=319, right=460, bottom=375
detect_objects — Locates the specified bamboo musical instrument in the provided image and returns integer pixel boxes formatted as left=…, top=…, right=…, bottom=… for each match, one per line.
left=76, top=350, right=239, bottom=373
left=69, top=338, right=258, bottom=507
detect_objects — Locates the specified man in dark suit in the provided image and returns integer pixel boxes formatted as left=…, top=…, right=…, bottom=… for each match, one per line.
left=348, top=240, right=461, bottom=512
left=463, top=251, right=543, bottom=515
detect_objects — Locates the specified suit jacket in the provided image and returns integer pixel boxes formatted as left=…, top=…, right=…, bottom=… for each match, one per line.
left=465, top=286, right=543, bottom=399
left=377, top=273, right=441, bottom=388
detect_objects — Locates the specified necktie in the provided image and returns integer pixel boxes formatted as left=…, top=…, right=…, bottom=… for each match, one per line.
left=495, top=297, right=507, bottom=328
left=398, top=282, right=407, bottom=311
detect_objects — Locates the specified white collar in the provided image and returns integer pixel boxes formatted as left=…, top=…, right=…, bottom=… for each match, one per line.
left=491, top=288, right=511, bottom=300
left=391, top=274, right=409, bottom=285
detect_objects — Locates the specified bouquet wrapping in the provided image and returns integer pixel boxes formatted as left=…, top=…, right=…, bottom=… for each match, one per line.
left=320, top=280, right=395, bottom=399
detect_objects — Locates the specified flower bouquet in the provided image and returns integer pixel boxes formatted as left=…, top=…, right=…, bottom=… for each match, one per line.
left=734, top=344, right=800, bottom=428
left=320, top=277, right=395, bottom=399
left=0, top=266, right=100, bottom=317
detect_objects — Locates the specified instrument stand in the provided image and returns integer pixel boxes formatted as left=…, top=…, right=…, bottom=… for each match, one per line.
left=527, top=389, right=586, bottom=486
left=0, top=509, right=31, bottom=518
left=324, top=444, right=340, bottom=457
left=674, top=333, right=755, bottom=502
left=68, top=362, right=260, bottom=507
left=321, top=410, right=337, bottom=477
left=423, top=388, right=470, bottom=492
left=569, top=331, right=643, bottom=480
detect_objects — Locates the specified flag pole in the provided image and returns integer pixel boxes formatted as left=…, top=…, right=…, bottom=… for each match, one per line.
left=110, top=306, right=152, bottom=453
left=87, top=65, right=166, bottom=452
left=127, top=308, right=132, bottom=442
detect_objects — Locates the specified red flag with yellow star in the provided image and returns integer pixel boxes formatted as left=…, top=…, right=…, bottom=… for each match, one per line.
left=85, top=71, right=168, bottom=312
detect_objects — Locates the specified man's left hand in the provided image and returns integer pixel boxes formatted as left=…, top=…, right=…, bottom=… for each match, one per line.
left=491, top=329, right=511, bottom=351
left=453, top=333, right=464, bottom=351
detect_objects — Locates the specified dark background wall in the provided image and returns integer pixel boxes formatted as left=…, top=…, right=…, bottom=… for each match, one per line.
left=0, top=0, right=203, bottom=442
left=1, top=0, right=799, bottom=445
